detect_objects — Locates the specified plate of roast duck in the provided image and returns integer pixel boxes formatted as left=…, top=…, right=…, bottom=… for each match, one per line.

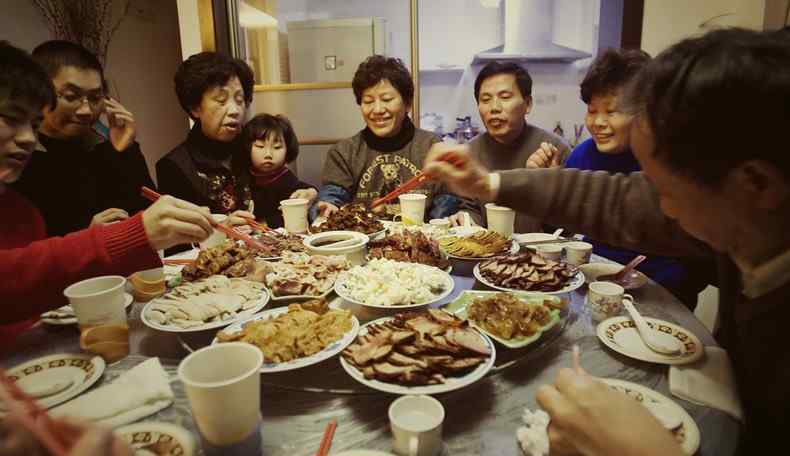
left=340, top=309, right=496, bottom=395
left=367, top=230, right=451, bottom=272
left=474, top=252, right=585, bottom=295
left=312, top=203, right=385, bottom=237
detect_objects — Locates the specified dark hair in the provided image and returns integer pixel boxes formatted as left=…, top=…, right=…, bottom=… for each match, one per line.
left=474, top=61, right=533, bottom=102
left=0, top=41, right=56, bottom=112
left=32, top=40, right=107, bottom=92
left=352, top=55, right=414, bottom=106
left=174, top=52, right=255, bottom=119
left=580, top=48, right=650, bottom=104
left=622, top=28, right=790, bottom=185
left=238, top=114, right=300, bottom=171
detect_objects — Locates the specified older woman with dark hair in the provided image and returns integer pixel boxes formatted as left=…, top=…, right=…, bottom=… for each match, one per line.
left=564, top=48, right=711, bottom=307
left=156, top=52, right=255, bottom=215
left=313, top=55, right=459, bottom=221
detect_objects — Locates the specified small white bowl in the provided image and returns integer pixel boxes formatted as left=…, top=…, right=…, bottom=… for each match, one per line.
left=578, top=262, right=649, bottom=290
left=303, top=230, right=369, bottom=266
left=513, top=232, right=562, bottom=249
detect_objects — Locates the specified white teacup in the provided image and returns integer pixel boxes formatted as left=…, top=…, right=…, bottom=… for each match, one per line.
left=536, top=244, right=562, bottom=261
left=485, top=203, right=515, bottom=238
left=399, top=193, right=428, bottom=224
left=565, top=241, right=593, bottom=266
left=280, top=198, right=309, bottom=234
left=587, top=281, right=633, bottom=322
left=389, top=395, right=444, bottom=456
left=429, top=218, right=451, bottom=234
left=63, top=275, right=127, bottom=330
left=199, top=214, right=229, bottom=249
left=178, top=343, right=263, bottom=446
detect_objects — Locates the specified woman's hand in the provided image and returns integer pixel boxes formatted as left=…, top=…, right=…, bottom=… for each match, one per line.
left=290, top=188, right=318, bottom=203
left=316, top=201, right=339, bottom=218
left=423, top=143, right=495, bottom=201
left=227, top=210, right=256, bottom=226
left=536, top=368, right=684, bottom=456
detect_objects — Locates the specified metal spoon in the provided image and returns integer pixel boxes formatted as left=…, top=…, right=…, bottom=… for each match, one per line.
left=622, top=299, right=682, bottom=356
left=598, top=255, right=646, bottom=286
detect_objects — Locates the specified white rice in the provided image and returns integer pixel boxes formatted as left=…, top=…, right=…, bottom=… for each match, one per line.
left=339, top=258, right=449, bottom=306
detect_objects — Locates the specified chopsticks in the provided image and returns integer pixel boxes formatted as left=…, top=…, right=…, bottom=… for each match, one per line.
left=0, top=369, right=74, bottom=456
left=316, top=419, right=337, bottom=456
left=139, top=187, right=268, bottom=252
left=162, top=259, right=195, bottom=266
left=370, top=152, right=468, bottom=209
left=238, top=215, right=274, bottom=233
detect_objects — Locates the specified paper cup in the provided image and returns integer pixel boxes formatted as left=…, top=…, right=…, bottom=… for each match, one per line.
left=280, top=198, right=309, bottom=234
left=587, top=281, right=632, bottom=322
left=565, top=241, right=593, bottom=266
left=398, top=193, right=427, bottom=224
left=200, top=214, right=229, bottom=249
left=429, top=218, right=451, bottom=235
left=485, top=203, right=515, bottom=238
left=536, top=244, right=562, bottom=261
left=178, top=343, right=263, bottom=446
left=389, top=395, right=444, bottom=456
left=64, top=276, right=130, bottom=363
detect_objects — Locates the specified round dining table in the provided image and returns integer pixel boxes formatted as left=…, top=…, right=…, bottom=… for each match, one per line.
left=3, top=253, right=740, bottom=456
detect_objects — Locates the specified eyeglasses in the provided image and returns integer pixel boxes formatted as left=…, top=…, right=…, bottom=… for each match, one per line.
left=57, top=91, right=106, bottom=109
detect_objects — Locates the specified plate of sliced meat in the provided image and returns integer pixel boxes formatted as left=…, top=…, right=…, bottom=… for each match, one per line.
left=340, top=309, right=496, bottom=395
left=474, top=252, right=585, bottom=295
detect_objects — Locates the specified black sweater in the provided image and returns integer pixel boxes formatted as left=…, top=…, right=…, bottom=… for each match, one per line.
left=13, top=133, right=153, bottom=237
left=250, top=168, right=314, bottom=229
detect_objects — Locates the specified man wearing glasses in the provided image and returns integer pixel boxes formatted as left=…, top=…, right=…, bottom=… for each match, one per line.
left=13, top=40, right=153, bottom=237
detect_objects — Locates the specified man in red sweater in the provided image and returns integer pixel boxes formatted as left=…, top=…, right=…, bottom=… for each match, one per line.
left=0, top=41, right=215, bottom=344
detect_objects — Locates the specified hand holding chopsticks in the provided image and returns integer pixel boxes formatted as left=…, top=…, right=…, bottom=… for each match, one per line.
left=370, top=151, right=468, bottom=209
left=316, top=419, right=337, bottom=456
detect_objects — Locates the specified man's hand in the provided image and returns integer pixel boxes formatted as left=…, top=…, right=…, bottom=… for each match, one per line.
left=105, top=98, right=136, bottom=152
left=316, top=201, right=339, bottom=218
left=536, top=368, right=684, bottom=456
left=290, top=188, right=318, bottom=202
left=141, top=195, right=214, bottom=250
left=448, top=211, right=474, bottom=227
left=526, top=142, right=562, bottom=169
left=90, top=208, right=129, bottom=226
left=423, top=143, right=495, bottom=201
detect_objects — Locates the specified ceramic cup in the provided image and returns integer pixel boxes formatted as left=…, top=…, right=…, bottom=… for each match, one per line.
left=280, top=198, right=309, bottom=234
left=199, top=214, right=229, bottom=249
left=536, top=244, right=563, bottom=261
left=178, top=343, right=264, bottom=447
left=398, top=193, right=428, bottom=224
left=63, top=276, right=130, bottom=363
left=565, top=241, right=593, bottom=266
left=485, top=203, right=515, bottom=238
left=389, top=395, right=445, bottom=456
left=429, top=218, right=451, bottom=235
left=587, top=281, right=633, bottom=322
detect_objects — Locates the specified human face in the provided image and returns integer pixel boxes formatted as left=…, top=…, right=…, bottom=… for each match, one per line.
left=191, top=76, right=246, bottom=142
left=40, top=66, right=104, bottom=139
left=631, top=118, right=737, bottom=252
left=0, top=101, right=42, bottom=184
left=359, top=79, right=409, bottom=138
left=250, top=132, right=287, bottom=175
left=478, top=73, right=531, bottom=144
left=586, top=92, right=632, bottom=154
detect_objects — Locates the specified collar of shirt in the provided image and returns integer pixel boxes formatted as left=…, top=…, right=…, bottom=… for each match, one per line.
left=736, top=247, right=790, bottom=299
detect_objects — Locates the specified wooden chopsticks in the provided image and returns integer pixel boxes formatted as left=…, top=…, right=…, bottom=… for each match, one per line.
left=370, top=151, right=468, bottom=209
left=316, top=419, right=337, bottom=456
left=139, top=187, right=268, bottom=252
left=0, top=369, right=74, bottom=456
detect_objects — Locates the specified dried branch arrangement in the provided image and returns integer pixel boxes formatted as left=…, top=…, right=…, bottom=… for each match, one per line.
left=30, top=0, right=132, bottom=65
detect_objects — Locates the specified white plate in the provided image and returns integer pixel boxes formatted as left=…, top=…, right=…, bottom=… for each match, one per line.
left=334, top=266, right=455, bottom=311
left=116, top=421, right=195, bottom=456
left=578, top=262, right=649, bottom=290
left=441, top=238, right=520, bottom=261
left=340, top=315, right=496, bottom=395
left=266, top=284, right=334, bottom=302
left=333, top=451, right=397, bottom=456
left=445, top=290, right=563, bottom=349
left=212, top=306, right=359, bottom=373
left=0, top=353, right=105, bottom=411
left=40, top=293, right=134, bottom=326
left=600, top=379, right=701, bottom=455
left=141, top=288, right=269, bottom=333
left=473, top=263, right=585, bottom=296
left=596, top=316, right=704, bottom=365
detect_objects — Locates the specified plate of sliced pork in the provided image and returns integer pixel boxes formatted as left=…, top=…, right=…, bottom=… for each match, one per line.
left=340, top=309, right=496, bottom=395
left=474, top=252, right=585, bottom=295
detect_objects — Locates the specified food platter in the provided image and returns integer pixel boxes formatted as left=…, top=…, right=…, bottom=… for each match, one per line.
left=473, top=263, right=585, bottom=295
left=596, top=317, right=704, bottom=365
left=213, top=305, right=359, bottom=373
left=445, top=291, right=564, bottom=349
left=439, top=230, right=520, bottom=261
left=339, top=312, right=496, bottom=395
left=262, top=251, right=349, bottom=301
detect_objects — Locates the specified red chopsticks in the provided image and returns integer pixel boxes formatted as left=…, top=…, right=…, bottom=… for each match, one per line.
left=238, top=215, right=273, bottom=233
left=370, top=151, right=468, bottom=208
left=140, top=187, right=269, bottom=251
left=316, top=419, right=337, bottom=456
left=0, top=369, right=74, bottom=456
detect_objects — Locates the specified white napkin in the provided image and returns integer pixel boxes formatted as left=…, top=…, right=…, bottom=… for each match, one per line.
left=51, top=358, right=174, bottom=428
left=668, top=346, right=743, bottom=421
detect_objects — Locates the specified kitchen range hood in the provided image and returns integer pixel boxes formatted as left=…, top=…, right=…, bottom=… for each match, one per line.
left=473, top=0, right=591, bottom=64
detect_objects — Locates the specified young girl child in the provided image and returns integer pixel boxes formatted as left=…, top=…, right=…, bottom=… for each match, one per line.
left=236, top=114, right=317, bottom=228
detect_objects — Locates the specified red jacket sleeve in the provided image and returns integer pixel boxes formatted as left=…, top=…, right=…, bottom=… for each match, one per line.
left=0, top=213, right=161, bottom=324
